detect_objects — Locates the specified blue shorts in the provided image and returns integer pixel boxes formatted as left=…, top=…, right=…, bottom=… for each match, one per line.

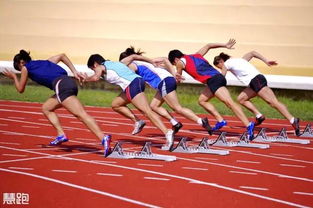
left=157, top=77, right=177, bottom=97
left=52, top=76, right=78, bottom=103
left=125, top=77, right=145, bottom=101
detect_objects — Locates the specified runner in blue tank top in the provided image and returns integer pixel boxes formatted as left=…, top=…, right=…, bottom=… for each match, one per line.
left=2, top=50, right=111, bottom=156
left=119, top=47, right=212, bottom=135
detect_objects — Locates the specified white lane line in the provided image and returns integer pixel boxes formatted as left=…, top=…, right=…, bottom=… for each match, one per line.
left=52, top=169, right=77, bottom=173
left=0, top=142, right=21, bottom=145
left=2, top=154, right=27, bottom=157
left=229, top=171, right=257, bottom=175
left=0, top=138, right=310, bottom=208
left=240, top=186, right=269, bottom=191
left=91, top=160, right=117, bottom=164
left=75, top=138, right=96, bottom=141
left=21, top=125, right=40, bottom=129
left=0, top=168, right=160, bottom=208
left=144, top=177, right=170, bottom=181
left=270, top=153, right=293, bottom=157
left=8, top=167, right=34, bottom=171
left=293, top=192, right=313, bottom=196
left=8, top=116, right=25, bottom=120
left=96, top=173, right=123, bottom=177
left=137, top=163, right=164, bottom=167
left=0, top=124, right=8, bottom=126
left=182, top=167, right=208, bottom=171
left=236, top=160, right=261, bottom=164
left=194, top=157, right=218, bottom=161
left=280, top=164, right=306, bottom=168
left=101, top=123, right=119, bottom=127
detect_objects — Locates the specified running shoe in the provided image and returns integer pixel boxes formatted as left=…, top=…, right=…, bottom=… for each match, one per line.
left=102, top=135, right=112, bottom=157
left=255, top=115, right=266, bottom=126
left=292, top=118, right=301, bottom=136
left=172, top=122, right=183, bottom=134
left=50, top=135, right=68, bottom=146
left=247, top=122, right=255, bottom=141
left=202, top=117, right=212, bottom=135
left=161, top=130, right=174, bottom=151
left=132, top=120, right=146, bottom=135
left=212, top=120, right=227, bottom=131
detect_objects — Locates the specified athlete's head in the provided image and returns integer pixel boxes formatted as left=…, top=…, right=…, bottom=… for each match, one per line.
left=13, top=50, right=32, bottom=71
left=119, top=46, right=144, bottom=61
left=87, top=54, right=106, bottom=70
left=213, top=52, right=230, bottom=69
left=168, top=50, right=184, bottom=65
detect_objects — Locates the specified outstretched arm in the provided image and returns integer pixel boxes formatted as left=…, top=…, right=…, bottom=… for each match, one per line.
left=48, top=53, right=83, bottom=82
left=120, top=54, right=155, bottom=66
left=196, top=39, right=236, bottom=56
left=242, top=51, right=277, bottom=66
left=152, top=57, right=176, bottom=76
left=2, top=67, right=28, bottom=93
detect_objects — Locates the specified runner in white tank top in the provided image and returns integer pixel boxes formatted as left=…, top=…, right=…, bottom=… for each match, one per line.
left=213, top=51, right=300, bottom=136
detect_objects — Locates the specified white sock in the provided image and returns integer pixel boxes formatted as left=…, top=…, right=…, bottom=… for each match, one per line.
left=290, top=117, right=295, bottom=124
left=197, top=118, right=203, bottom=125
left=256, top=114, right=263, bottom=119
left=170, top=118, right=178, bottom=126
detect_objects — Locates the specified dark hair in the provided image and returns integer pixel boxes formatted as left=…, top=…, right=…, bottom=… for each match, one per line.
left=119, top=46, right=144, bottom=61
left=168, top=50, right=184, bottom=64
left=13, top=50, right=32, bottom=71
left=213, top=52, right=230, bottom=66
left=87, top=54, right=106, bottom=68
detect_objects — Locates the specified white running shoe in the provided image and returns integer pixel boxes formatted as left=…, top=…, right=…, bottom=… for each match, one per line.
left=161, top=130, right=174, bottom=151
left=132, top=120, right=146, bottom=135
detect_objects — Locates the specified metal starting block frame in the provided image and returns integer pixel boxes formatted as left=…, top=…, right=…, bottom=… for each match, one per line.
left=171, top=137, right=229, bottom=155
left=107, top=142, right=177, bottom=161
left=299, top=124, right=313, bottom=138
left=254, top=128, right=310, bottom=144
left=209, top=132, right=269, bottom=149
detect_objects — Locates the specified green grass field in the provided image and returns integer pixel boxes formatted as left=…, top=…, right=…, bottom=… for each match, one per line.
left=0, top=82, right=312, bottom=121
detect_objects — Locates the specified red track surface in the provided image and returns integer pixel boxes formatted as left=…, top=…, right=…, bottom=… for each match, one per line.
left=0, top=100, right=312, bottom=208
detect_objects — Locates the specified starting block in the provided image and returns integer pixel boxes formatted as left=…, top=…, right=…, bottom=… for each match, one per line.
left=171, top=137, right=229, bottom=155
left=254, top=128, right=310, bottom=144
left=209, top=132, right=269, bottom=149
left=299, top=124, right=313, bottom=138
left=107, top=142, right=177, bottom=161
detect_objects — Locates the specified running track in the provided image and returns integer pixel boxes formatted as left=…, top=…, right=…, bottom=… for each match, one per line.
left=0, top=100, right=312, bottom=208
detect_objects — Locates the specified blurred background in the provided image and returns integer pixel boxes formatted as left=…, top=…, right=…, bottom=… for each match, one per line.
left=1, top=0, right=313, bottom=77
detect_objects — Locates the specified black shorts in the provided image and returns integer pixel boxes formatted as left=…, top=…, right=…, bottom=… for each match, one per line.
left=52, top=76, right=78, bottom=103
left=249, top=74, right=267, bottom=93
left=206, top=74, right=227, bottom=94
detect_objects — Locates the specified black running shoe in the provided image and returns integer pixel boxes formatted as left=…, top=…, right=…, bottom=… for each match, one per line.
left=172, top=122, right=183, bottom=134
left=255, top=115, right=265, bottom=126
left=202, top=118, right=212, bottom=135
left=292, top=118, right=300, bottom=136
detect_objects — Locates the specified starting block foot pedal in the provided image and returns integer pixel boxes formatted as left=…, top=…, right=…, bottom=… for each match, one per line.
left=237, top=132, right=269, bottom=149
left=209, top=132, right=238, bottom=147
left=299, top=124, right=313, bottom=138
left=107, top=142, right=176, bottom=161
left=254, top=128, right=310, bottom=144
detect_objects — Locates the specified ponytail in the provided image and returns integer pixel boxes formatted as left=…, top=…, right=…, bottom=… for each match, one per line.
left=13, top=50, right=32, bottom=71
left=119, top=46, right=144, bottom=61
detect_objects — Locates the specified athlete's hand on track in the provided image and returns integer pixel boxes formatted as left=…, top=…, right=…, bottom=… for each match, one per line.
left=225, top=39, right=236, bottom=49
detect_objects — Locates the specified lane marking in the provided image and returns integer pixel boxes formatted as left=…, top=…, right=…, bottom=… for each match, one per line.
left=8, top=167, right=34, bottom=171
left=0, top=124, right=8, bottom=126
left=144, top=177, right=170, bottom=181
left=0, top=141, right=310, bottom=207
left=240, top=186, right=269, bottom=191
left=96, top=173, right=123, bottom=177
left=138, top=163, right=164, bottom=167
left=280, top=164, right=306, bottom=168
left=21, top=125, right=40, bottom=129
left=236, top=160, right=261, bottom=164
left=229, top=171, right=257, bottom=175
left=7, top=116, right=25, bottom=120
left=293, top=192, right=313, bottom=196
left=52, top=169, right=77, bottom=173
left=0, top=142, right=21, bottom=145
left=182, top=167, right=208, bottom=171
left=270, top=153, right=294, bottom=157
left=91, top=160, right=117, bottom=164
left=0, top=168, right=160, bottom=208
left=194, top=157, right=218, bottom=161
left=2, top=153, right=27, bottom=157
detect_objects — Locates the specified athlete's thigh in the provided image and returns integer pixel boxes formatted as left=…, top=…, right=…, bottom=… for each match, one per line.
left=257, top=86, right=278, bottom=103
left=42, top=97, right=62, bottom=111
left=151, top=92, right=165, bottom=107
left=112, top=92, right=131, bottom=107
left=131, top=92, right=151, bottom=112
left=199, top=87, right=214, bottom=102
left=61, top=95, right=86, bottom=115
left=214, top=86, right=233, bottom=102
left=238, top=87, right=257, bottom=101
left=163, top=90, right=182, bottom=109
